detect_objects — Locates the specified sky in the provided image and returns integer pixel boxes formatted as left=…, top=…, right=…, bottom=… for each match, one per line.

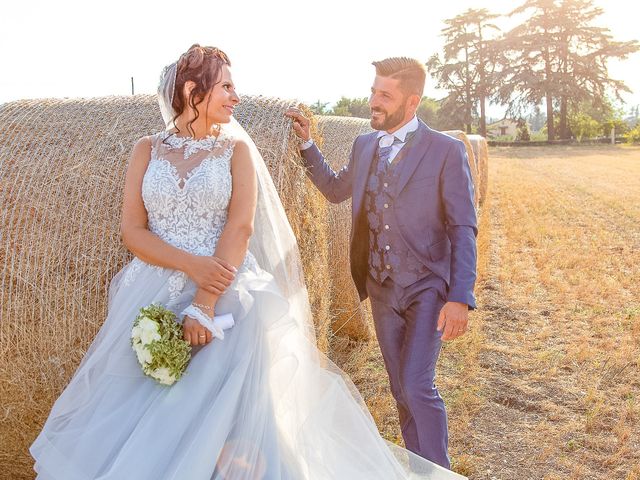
left=1, top=0, right=639, bottom=118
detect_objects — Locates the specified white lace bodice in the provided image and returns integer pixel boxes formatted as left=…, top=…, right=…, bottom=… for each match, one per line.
left=142, top=131, right=234, bottom=256
left=121, top=130, right=258, bottom=296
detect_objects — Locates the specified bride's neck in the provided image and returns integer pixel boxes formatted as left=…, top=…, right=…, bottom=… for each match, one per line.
left=173, top=113, right=215, bottom=139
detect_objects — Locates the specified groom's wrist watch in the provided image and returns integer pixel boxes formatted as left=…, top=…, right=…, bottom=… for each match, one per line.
left=299, top=138, right=314, bottom=150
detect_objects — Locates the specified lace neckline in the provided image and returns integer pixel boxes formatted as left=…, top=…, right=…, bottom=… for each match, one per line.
left=161, top=130, right=227, bottom=160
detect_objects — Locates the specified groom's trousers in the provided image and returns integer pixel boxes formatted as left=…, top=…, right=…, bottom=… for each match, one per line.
left=365, top=271, right=450, bottom=469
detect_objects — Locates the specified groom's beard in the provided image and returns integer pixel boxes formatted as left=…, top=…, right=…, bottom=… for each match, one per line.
left=370, top=104, right=406, bottom=132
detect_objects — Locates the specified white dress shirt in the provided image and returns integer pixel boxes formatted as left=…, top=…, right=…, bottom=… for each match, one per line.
left=376, top=115, right=419, bottom=163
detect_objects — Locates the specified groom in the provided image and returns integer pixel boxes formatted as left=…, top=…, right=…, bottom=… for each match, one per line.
left=285, top=57, right=477, bottom=469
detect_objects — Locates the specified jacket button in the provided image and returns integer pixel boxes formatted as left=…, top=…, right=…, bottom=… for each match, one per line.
left=384, top=203, right=389, bottom=209
left=386, top=265, right=391, bottom=270
left=385, top=245, right=390, bottom=250
left=384, top=225, right=389, bottom=230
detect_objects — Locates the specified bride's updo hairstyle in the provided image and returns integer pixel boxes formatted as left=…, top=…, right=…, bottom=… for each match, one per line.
left=172, top=44, right=231, bottom=137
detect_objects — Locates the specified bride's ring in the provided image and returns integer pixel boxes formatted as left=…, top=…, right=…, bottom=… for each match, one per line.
left=198, top=334, right=206, bottom=338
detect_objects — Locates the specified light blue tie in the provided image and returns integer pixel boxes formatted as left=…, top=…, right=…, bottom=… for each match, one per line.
left=378, top=135, right=402, bottom=163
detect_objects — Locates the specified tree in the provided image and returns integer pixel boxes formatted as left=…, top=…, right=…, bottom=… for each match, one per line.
left=555, top=0, right=639, bottom=139
left=498, top=0, right=639, bottom=141
left=526, top=106, right=547, bottom=132
left=427, top=8, right=501, bottom=136
left=309, top=100, right=330, bottom=115
left=416, top=97, right=440, bottom=126
left=627, top=124, right=640, bottom=143
left=433, top=93, right=469, bottom=131
left=515, top=118, right=531, bottom=141
left=626, top=105, right=639, bottom=128
left=569, top=111, right=600, bottom=141
left=570, top=97, right=629, bottom=138
left=497, top=0, right=563, bottom=140
left=330, top=97, right=370, bottom=118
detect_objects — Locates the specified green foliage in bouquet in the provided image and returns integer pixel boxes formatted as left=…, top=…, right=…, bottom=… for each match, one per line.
left=131, top=303, right=191, bottom=385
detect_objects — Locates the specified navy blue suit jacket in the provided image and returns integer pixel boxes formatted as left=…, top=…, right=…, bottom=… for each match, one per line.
left=301, top=120, right=478, bottom=309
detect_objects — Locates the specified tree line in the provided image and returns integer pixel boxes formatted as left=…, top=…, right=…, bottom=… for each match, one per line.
left=312, top=0, right=639, bottom=142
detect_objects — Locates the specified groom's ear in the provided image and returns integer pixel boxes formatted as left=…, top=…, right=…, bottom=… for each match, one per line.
left=406, top=93, right=421, bottom=112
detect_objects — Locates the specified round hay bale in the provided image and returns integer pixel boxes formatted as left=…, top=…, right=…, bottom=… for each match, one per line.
left=466, top=134, right=489, bottom=207
left=0, top=94, right=330, bottom=478
left=316, top=115, right=374, bottom=341
left=232, top=98, right=332, bottom=353
left=443, top=130, right=480, bottom=211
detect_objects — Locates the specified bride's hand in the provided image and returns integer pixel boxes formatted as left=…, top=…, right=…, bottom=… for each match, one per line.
left=183, top=315, right=213, bottom=346
left=184, top=255, right=237, bottom=295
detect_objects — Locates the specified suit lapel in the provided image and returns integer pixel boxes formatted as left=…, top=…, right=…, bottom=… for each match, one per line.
left=394, top=121, right=434, bottom=195
left=352, top=132, right=378, bottom=218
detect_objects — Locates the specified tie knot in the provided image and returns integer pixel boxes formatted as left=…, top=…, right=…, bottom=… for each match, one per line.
left=379, top=134, right=400, bottom=149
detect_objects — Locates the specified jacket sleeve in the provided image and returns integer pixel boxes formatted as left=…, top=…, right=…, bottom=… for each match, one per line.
left=441, top=141, right=478, bottom=309
left=299, top=140, right=355, bottom=204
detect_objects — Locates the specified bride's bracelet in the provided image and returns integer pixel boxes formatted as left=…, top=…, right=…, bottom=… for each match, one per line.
left=192, top=301, right=214, bottom=312
left=181, top=304, right=225, bottom=340
left=182, top=305, right=213, bottom=324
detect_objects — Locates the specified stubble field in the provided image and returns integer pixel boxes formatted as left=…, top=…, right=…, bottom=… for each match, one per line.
left=332, top=144, right=640, bottom=480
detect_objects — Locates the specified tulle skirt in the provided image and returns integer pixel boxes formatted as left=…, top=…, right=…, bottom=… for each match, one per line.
left=30, top=259, right=465, bottom=479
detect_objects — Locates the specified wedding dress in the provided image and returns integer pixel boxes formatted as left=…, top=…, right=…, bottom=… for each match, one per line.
left=29, top=128, right=465, bottom=480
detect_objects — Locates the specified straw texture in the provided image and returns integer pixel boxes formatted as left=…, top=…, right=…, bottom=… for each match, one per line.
left=466, top=134, right=489, bottom=207
left=317, top=115, right=375, bottom=341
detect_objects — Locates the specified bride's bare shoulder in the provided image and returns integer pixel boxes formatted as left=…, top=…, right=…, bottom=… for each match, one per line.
left=229, top=137, right=251, bottom=160
left=126, top=135, right=156, bottom=170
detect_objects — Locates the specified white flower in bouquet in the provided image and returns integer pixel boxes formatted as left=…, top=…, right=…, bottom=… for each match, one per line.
left=130, top=304, right=191, bottom=386
left=133, top=342, right=153, bottom=365
left=150, top=367, right=176, bottom=386
left=136, top=316, right=162, bottom=345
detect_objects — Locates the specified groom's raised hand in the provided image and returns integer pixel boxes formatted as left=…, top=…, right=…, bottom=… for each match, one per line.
left=284, top=108, right=311, bottom=142
left=437, top=302, right=469, bottom=341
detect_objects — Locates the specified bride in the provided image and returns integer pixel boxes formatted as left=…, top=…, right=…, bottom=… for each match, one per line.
left=29, top=44, right=465, bottom=480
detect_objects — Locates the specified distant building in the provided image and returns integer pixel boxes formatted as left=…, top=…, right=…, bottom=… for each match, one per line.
left=487, top=119, right=519, bottom=138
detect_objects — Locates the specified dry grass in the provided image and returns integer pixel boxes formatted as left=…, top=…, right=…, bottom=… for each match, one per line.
left=463, top=145, right=640, bottom=479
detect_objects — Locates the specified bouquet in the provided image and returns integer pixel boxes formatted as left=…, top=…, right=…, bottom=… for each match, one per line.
left=131, top=303, right=191, bottom=386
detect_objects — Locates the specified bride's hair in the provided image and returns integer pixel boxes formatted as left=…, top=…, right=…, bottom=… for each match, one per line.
left=172, top=44, right=231, bottom=137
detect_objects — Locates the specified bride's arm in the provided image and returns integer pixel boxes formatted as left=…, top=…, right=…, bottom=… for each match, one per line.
left=189, top=139, right=257, bottom=310
left=120, top=137, right=236, bottom=294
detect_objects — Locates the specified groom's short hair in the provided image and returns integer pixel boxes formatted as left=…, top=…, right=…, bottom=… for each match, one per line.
left=372, top=57, right=426, bottom=98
